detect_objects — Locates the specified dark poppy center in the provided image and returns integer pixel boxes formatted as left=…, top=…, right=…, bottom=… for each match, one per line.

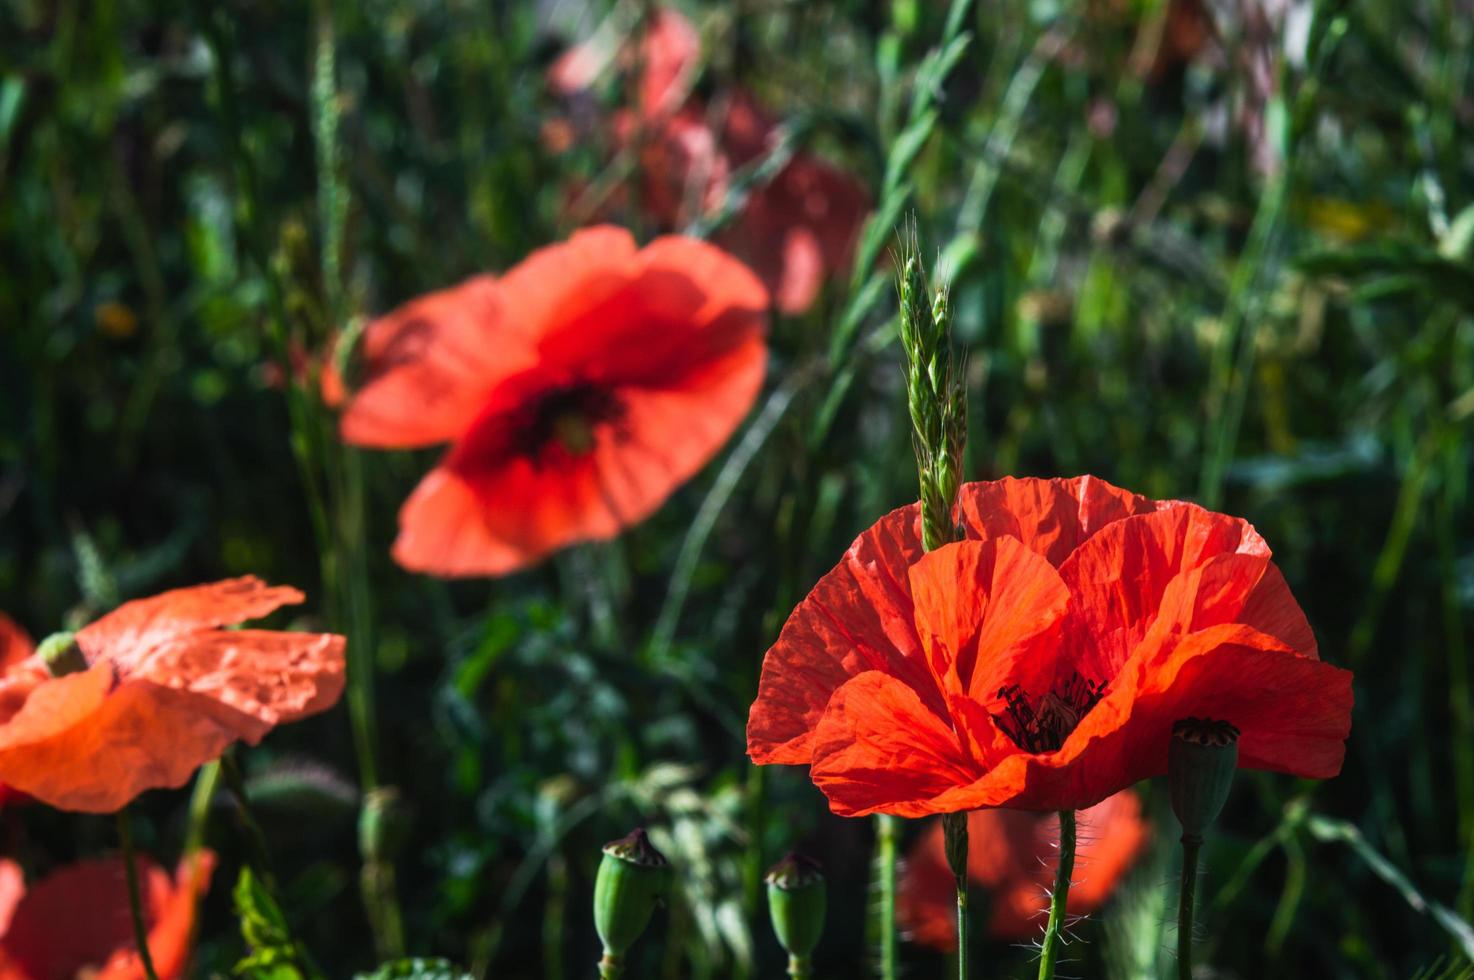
left=520, top=383, right=625, bottom=463
left=992, top=672, right=1106, bottom=754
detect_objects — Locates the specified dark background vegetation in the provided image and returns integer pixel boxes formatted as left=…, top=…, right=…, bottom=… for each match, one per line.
left=1, top=0, right=1472, bottom=977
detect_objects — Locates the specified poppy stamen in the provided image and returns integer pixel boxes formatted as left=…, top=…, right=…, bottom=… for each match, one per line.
left=993, top=673, right=1106, bottom=754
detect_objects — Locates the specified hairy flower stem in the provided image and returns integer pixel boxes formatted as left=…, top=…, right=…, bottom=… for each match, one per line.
left=1177, top=836, right=1202, bottom=980
left=117, top=809, right=161, bottom=980
left=1037, top=810, right=1076, bottom=980
left=942, top=811, right=970, bottom=977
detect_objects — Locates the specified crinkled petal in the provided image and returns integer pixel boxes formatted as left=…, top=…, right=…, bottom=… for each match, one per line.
left=907, top=538, right=1072, bottom=704
left=956, top=475, right=1164, bottom=567
left=1058, top=505, right=1272, bottom=677
left=747, top=506, right=935, bottom=765
left=0, top=673, right=246, bottom=812
left=76, top=578, right=305, bottom=669
left=809, top=671, right=981, bottom=818
left=955, top=623, right=1352, bottom=811
left=1149, top=552, right=1317, bottom=657
left=133, top=630, right=346, bottom=728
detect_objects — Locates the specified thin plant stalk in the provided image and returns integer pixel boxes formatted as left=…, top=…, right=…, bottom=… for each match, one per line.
left=117, top=809, right=160, bottom=980
left=875, top=814, right=899, bottom=979
left=1037, top=810, right=1076, bottom=980
left=955, top=872, right=969, bottom=979
left=182, top=759, right=222, bottom=858
left=1177, top=836, right=1202, bottom=980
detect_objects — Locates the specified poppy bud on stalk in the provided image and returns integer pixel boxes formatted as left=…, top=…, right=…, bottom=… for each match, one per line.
left=594, top=828, right=670, bottom=978
left=36, top=631, right=85, bottom=677
left=1168, top=717, right=1240, bottom=843
left=765, top=852, right=826, bottom=978
left=1168, top=717, right=1239, bottom=980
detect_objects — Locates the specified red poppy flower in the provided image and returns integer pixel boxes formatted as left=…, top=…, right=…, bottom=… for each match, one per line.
left=747, top=476, right=1354, bottom=816
left=899, top=789, right=1148, bottom=946
left=0, top=578, right=345, bottom=813
left=0, top=851, right=214, bottom=979
left=0, top=616, right=33, bottom=810
left=549, top=9, right=867, bottom=314
left=339, top=226, right=769, bottom=577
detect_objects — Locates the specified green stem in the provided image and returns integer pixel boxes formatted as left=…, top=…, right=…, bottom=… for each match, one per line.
left=955, top=874, right=969, bottom=980
left=787, top=954, right=812, bottom=978
left=1036, top=810, right=1076, bottom=980
left=599, top=951, right=625, bottom=979
left=220, top=752, right=277, bottom=889
left=117, top=809, right=160, bottom=980
left=876, top=813, right=899, bottom=980
left=182, top=759, right=222, bottom=858
left=1178, top=836, right=1201, bottom=980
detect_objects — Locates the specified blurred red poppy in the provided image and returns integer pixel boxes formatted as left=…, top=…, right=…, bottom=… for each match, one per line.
left=0, top=579, right=345, bottom=813
left=550, top=9, right=867, bottom=314
left=339, top=226, right=769, bottom=577
left=0, top=851, right=214, bottom=979
left=899, top=790, right=1148, bottom=946
left=747, top=476, right=1353, bottom=816
left=0, top=616, right=32, bottom=810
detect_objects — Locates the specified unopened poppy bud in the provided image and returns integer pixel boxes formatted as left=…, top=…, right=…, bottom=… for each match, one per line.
left=358, top=786, right=410, bottom=863
left=1168, top=717, right=1240, bottom=843
left=594, top=828, right=669, bottom=977
left=765, top=852, right=826, bottom=970
left=36, top=631, right=85, bottom=677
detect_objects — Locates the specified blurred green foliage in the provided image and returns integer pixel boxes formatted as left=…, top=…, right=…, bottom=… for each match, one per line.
left=1, top=0, right=1472, bottom=977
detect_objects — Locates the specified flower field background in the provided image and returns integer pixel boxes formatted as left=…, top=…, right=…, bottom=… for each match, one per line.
left=1, top=0, right=1472, bottom=977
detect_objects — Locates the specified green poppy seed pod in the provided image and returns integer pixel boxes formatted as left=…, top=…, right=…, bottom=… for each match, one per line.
left=1168, top=717, right=1240, bottom=843
left=594, top=828, right=669, bottom=970
left=765, top=852, right=826, bottom=962
left=358, top=786, right=410, bottom=863
left=36, top=631, right=85, bottom=677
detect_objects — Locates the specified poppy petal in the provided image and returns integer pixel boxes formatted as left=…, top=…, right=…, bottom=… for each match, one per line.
left=965, top=623, right=1352, bottom=811
left=956, top=475, right=1163, bottom=567
left=906, top=538, right=1071, bottom=704
left=810, top=671, right=981, bottom=818
left=1150, top=552, right=1317, bottom=657
left=75, top=577, right=305, bottom=669
left=747, top=505, right=936, bottom=766
left=133, top=630, right=347, bottom=728
left=340, top=276, right=531, bottom=448
left=1058, top=505, right=1271, bottom=677
left=0, top=672, right=261, bottom=813
left=534, top=233, right=768, bottom=385
left=0, top=852, right=213, bottom=979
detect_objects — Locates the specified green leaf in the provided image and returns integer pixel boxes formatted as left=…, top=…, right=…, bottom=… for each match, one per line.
left=233, top=868, right=313, bottom=980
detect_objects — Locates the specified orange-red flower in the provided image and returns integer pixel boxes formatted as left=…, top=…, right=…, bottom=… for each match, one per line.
left=899, top=790, right=1148, bottom=946
left=747, top=476, right=1354, bottom=816
left=0, top=851, right=214, bottom=979
left=339, top=226, right=769, bottom=577
left=0, top=579, right=345, bottom=813
left=550, top=9, right=867, bottom=314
